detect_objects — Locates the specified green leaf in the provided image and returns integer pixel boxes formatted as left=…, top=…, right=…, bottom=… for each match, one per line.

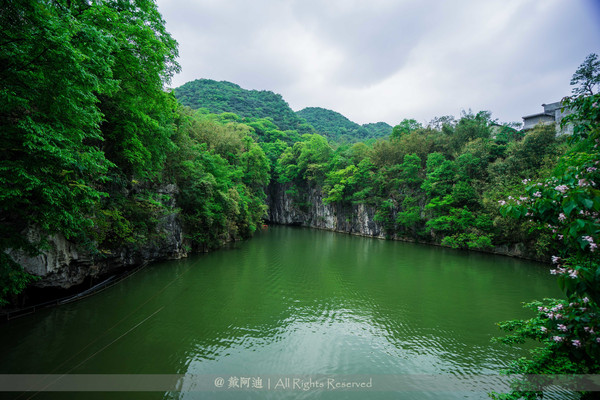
left=563, top=201, right=577, bottom=215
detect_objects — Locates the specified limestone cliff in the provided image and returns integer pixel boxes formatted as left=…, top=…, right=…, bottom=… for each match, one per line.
left=266, top=182, right=540, bottom=260
left=11, top=182, right=539, bottom=291
left=9, top=184, right=187, bottom=289
left=266, top=182, right=386, bottom=238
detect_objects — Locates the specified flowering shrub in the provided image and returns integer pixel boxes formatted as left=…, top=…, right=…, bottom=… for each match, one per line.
left=500, top=149, right=600, bottom=295
left=491, top=87, right=599, bottom=397
left=493, top=153, right=600, bottom=398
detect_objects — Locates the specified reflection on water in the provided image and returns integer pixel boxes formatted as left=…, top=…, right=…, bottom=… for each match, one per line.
left=0, top=226, right=563, bottom=399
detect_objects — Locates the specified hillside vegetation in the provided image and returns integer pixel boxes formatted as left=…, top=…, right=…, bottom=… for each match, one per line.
left=174, top=80, right=392, bottom=144
left=173, top=79, right=314, bottom=134
left=363, top=122, right=394, bottom=139
left=275, top=110, right=568, bottom=254
left=297, top=107, right=391, bottom=143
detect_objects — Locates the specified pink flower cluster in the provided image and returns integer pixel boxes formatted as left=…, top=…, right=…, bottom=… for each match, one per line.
left=578, top=179, right=590, bottom=187
left=555, top=185, right=569, bottom=193
left=538, top=299, right=599, bottom=348
left=549, top=256, right=587, bottom=279
left=497, top=167, right=599, bottom=249
left=582, top=236, right=597, bottom=252
left=569, top=270, right=579, bottom=278
left=539, top=304, right=564, bottom=320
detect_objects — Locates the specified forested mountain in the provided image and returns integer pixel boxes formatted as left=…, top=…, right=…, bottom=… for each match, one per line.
left=362, top=122, right=393, bottom=138
left=173, top=79, right=313, bottom=134
left=174, top=81, right=391, bottom=144
left=296, top=107, right=391, bottom=143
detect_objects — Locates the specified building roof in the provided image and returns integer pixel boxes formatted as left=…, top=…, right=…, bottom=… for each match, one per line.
left=522, top=112, right=553, bottom=120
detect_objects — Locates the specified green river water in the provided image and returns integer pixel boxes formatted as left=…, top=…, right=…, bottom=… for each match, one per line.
left=0, top=226, right=565, bottom=399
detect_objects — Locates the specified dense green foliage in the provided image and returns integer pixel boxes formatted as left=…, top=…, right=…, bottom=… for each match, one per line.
left=173, top=79, right=313, bottom=134
left=296, top=107, right=391, bottom=143
left=491, top=55, right=600, bottom=400
left=1, top=0, right=182, bottom=303
left=1, top=0, right=121, bottom=298
left=168, top=108, right=269, bottom=250
left=173, top=80, right=393, bottom=144
left=362, top=122, right=394, bottom=138
left=390, top=118, right=422, bottom=139
left=275, top=109, right=565, bottom=254
left=0, top=1, right=268, bottom=304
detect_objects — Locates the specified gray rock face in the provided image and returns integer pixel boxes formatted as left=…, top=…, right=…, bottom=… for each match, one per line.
left=266, top=183, right=385, bottom=238
left=10, top=184, right=188, bottom=288
left=11, top=182, right=542, bottom=289
left=267, top=182, right=543, bottom=261
left=9, top=228, right=97, bottom=288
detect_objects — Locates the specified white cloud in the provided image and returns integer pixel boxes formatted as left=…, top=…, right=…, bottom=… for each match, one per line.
left=157, top=0, right=600, bottom=126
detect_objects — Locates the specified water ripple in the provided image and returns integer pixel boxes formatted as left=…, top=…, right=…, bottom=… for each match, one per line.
left=0, top=226, right=564, bottom=400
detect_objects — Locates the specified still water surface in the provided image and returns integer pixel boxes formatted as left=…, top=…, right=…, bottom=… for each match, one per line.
left=0, top=226, right=563, bottom=399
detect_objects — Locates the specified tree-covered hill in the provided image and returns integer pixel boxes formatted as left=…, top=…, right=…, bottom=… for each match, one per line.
left=296, top=107, right=391, bottom=143
left=173, top=79, right=313, bottom=134
left=362, top=122, right=393, bottom=139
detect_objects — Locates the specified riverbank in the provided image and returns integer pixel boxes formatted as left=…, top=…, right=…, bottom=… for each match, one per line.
left=267, top=182, right=546, bottom=263
left=0, top=226, right=562, bottom=400
left=0, top=262, right=149, bottom=322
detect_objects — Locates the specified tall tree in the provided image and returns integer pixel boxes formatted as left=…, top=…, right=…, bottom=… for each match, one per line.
left=390, top=118, right=422, bottom=140
left=1, top=0, right=117, bottom=302
left=90, top=0, right=180, bottom=177
left=0, top=0, right=179, bottom=304
left=570, top=53, right=600, bottom=96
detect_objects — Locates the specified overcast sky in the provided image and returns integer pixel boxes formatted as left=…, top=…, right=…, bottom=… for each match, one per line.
left=156, top=0, right=600, bottom=126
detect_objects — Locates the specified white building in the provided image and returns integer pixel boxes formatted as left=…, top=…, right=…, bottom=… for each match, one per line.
left=522, top=101, right=572, bottom=135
